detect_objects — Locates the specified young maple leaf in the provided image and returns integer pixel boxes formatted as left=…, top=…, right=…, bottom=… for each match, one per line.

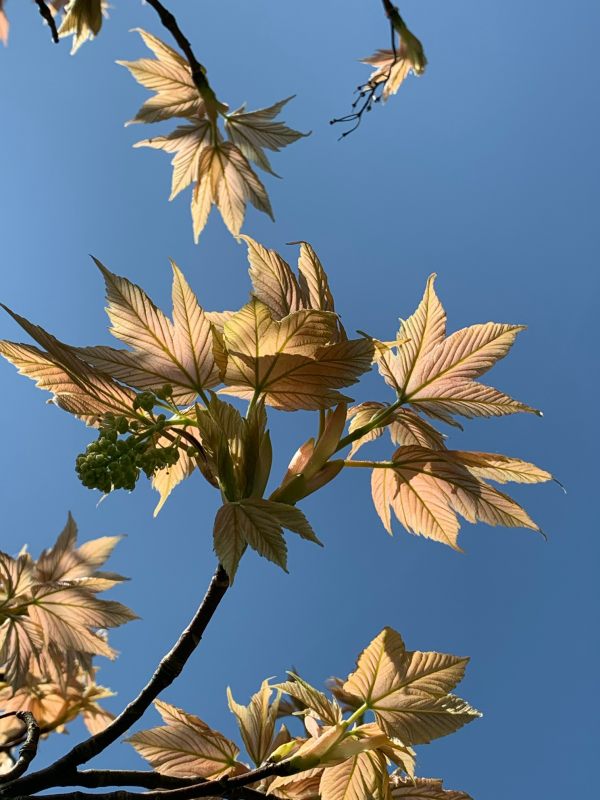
left=58, top=0, right=106, bottom=54
left=390, top=777, right=472, bottom=799
left=121, top=30, right=308, bottom=240
left=127, top=699, right=243, bottom=778
left=342, top=627, right=479, bottom=746
left=227, top=680, right=284, bottom=767
left=377, top=274, right=540, bottom=422
left=0, top=515, right=136, bottom=686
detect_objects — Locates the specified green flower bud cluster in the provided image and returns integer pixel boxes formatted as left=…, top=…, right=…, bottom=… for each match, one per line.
left=75, top=412, right=180, bottom=494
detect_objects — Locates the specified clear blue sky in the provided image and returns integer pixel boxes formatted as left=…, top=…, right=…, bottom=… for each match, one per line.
left=0, top=1, right=598, bottom=796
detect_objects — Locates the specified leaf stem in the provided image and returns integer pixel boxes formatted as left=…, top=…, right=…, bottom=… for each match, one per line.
left=335, top=397, right=403, bottom=454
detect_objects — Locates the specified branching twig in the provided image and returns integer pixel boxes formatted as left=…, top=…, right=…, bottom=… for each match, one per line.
left=0, top=712, right=40, bottom=784
left=34, top=0, right=59, bottom=44
left=3, top=564, right=230, bottom=796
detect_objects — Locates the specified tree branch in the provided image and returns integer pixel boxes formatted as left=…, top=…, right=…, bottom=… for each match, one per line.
left=142, top=0, right=209, bottom=94
left=0, top=712, right=40, bottom=783
left=5, top=760, right=293, bottom=800
left=3, top=564, right=230, bottom=796
left=34, top=0, right=59, bottom=44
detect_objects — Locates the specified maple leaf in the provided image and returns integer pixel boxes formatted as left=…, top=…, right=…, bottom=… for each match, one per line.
left=225, top=96, right=309, bottom=176
left=73, top=259, right=224, bottom=404
left=127, top=699, right=241, bottom=778
left=347, top=402, right=446, bottom=458
left=213, top=498, right=319, bottom=580
left=320, top=749, right=390, bottom=800
left=0, top=516, right=135, bottom=686
left=268, top=768, right=324, bottom=800
left=243, top=237, right=339, bottom=323
left=227, top=679, right=282, bottom=767
left=58, top=0, right=105, bottom=54
left=0, top=310, right=137, bottom=425
left=370, top=446, right=550, bottom=548
left=390, top=777, right=472, bottom=800
left=220, top=298, right=372, bottom=411
left=376, top=275, right=540, bottom=422
left=122, top=31, right=307, bottom=241
left=342, top=627, right=480, bottom=746
left=118, top=29, right=210, bottom=125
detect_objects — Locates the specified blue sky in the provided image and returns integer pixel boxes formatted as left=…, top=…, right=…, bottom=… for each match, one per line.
left=0, top=0, right=598, bottom=796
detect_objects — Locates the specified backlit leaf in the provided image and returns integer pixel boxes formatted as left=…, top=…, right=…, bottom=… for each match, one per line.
left=275, top=674, right=342, bottom=726
left=225, top=96, right=308, bottom=175
left=227, top=679, right=280, bottom=766
left=391, top=778, right=472, bottom=799
left=58, top=0, right=103, bottom=53
left=127, top=699, right=239, bottom=778
left=342, top=627, right=479, bottom=745
left=320, top=749, right=390, bottom=800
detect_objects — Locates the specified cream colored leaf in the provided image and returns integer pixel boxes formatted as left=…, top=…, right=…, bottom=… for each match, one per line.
left=348, top=404, right=445, bottom=458
left=118, top=29, right=206, bottom=124
left=440, top=450, right=551, bottom=485
left=268, top=504, right=321, bottom=545
left=225, top=96, right=308, bottom=175
left=212, top=504, right=247, bottom=582
left=409, top=378, right=539, bottom=419
left=58, top=0, right=103, bottom=54
left=135, top=122, right=212, bottom=198
left=127, top=699, right=239, bottom=778
left=370, top=466, right=397, bottom=535
left=152, top=450, right=196, bottom=516
left=268, top=768, right=324, bottom=800
left=381, top=275, right=446, bottom=395
left=391, top=777, right=472, bottom=799
left=227, top=680, right=280, bottom=766
left=275, top=674, right=341, bottom=725
left=407, top=323, right=526, bottom=395
left=320, top=749, right=390, bottom=800
left=242, top=235, right=304, bottom=319
left=213, top=142, right=274, bottom=237
left=29, top=585, right=137, bottom=659
left=35, top=513, right=124, bottom=585
left=0, top=615, right=43, bottom=685
left=297, top=242, right=336, bottom=313
left=362, top=39, right=425, bottom=101
left=343, top=628, right=468, bottom=712
left=0, top=334, right=136, bottom=424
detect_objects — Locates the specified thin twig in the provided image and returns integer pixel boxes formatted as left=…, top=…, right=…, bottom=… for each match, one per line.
left=4, top=565, right=230, bottom=796
left=34, top=0, right=59, bottom=44
left=0, top=712, right=40, bottom=784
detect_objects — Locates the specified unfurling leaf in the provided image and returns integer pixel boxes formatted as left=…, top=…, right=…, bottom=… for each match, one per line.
left=58, top=0, right=104, bottom=54
left=347, top=402, right=446, bottom=457
left=225, top=96, right=309, bottom=176
left=227, top=680, right=281, bottom=767
left=320, top=749, right=390, bottom=800
left=121, top=31, right=307, bottom=240
left=213, top=499, right=318, bottom=580
left=342, top=627, right=480, bottom=745
left=127, top=700, right=240, bottom=778
left=276, top=673, right=342, bottom=726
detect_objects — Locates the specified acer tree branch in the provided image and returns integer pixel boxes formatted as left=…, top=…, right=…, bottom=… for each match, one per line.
left=34, top=0, right=59, bottom=43
left=7, top=760, right=292, bottom=800
left=0, top=712, right=40, bottom=784
left=4, top=564, right=230, bottom=796
left=143, top=0, right=210, bottom=93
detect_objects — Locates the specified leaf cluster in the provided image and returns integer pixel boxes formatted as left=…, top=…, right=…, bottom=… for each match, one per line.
left=127, top=627, right=475, bottom=800
left=0, top=514, right=136, bottom=754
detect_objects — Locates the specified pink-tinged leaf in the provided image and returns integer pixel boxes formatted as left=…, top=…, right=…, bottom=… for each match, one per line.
left=391, top=777, right=472, bottom=799
left=127, top=699, right=240, bottom=778
left=296, top=242, right=336, bottom=313
left=409, top=378, right=539, bottom=419
left=242, top=235, right=304, bottom=319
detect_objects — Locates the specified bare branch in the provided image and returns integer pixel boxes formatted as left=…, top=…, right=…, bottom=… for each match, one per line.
left=34, top=0, right=59, bottom=44
left=0, top=712, right=40, bottom=784
left=4, top=564, right=230, bottom=796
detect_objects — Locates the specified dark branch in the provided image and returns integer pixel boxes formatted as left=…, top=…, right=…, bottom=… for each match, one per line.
left=142, top=0, right=209, bottom=94
left=5, top=760, right=294, bottom=800
left=0, top=712, right=40, bottom=784
left=3, top=565, right=230, bottom=796
left=34, top=0, right=59, bottom=44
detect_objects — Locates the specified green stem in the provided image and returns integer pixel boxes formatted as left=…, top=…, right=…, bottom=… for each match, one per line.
left=343, top=460, right=395, bottom=469
left=335, top=397, right=403, bottom=454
